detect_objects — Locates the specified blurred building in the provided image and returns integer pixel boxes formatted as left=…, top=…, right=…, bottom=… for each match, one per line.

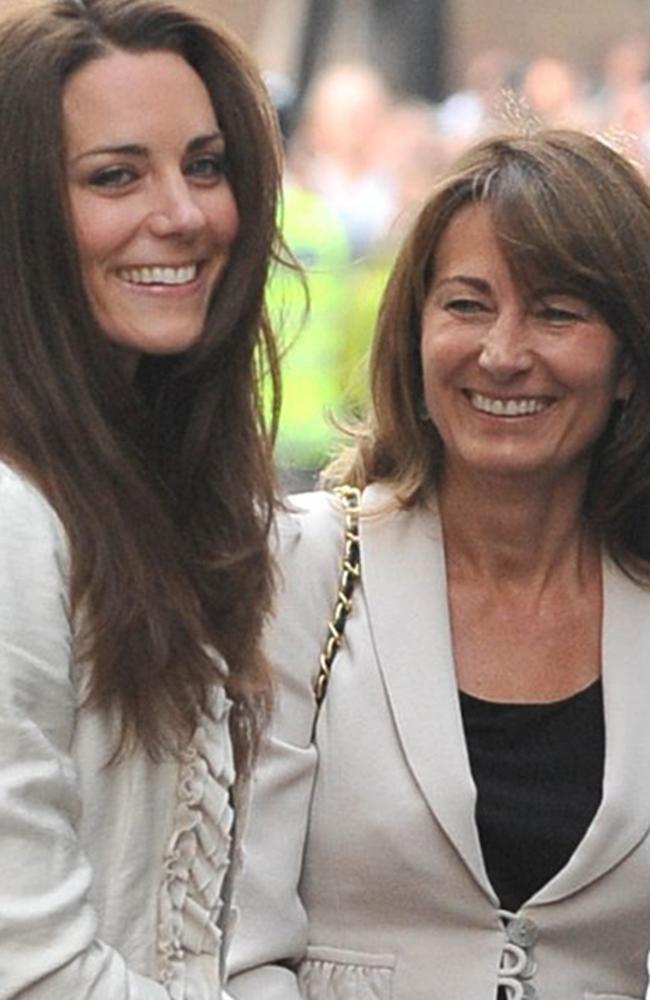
left=190, top=0, right=650, bottom=99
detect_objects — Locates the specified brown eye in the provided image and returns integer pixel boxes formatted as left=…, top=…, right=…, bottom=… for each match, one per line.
left=185, top=153, right=226, bottom=181
left=538, top=306, right=580, bottom=323
left=89, top=165, right=138, bottom=189
left=534, top=293, right=592, bottom=325
left=445, top=298, right=487, bottom=315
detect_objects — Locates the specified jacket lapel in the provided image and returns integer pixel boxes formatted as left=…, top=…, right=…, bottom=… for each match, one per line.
left=533, top=555, right=650, bottom=903
left=360, top=484, right=497, bottom=900
left=361, top=484, right=650, bottom=905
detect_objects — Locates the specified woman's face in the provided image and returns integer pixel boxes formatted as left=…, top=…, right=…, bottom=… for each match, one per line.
left=420, top=202, right=632, bottom=486
left=64, top=48, right=239, bottom=363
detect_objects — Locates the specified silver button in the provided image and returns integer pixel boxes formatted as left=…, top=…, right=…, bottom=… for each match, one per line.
left=520, top=954, right=538, bottom=979
left=497, top=976, right=539, bottom=999
left=506, top=916, right=539, bottom=948
left=499, top=941, right=534, bottom=978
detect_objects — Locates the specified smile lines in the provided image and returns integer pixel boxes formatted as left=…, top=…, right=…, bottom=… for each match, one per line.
left=468, top=391, right=551, bottom=417
left=117, top=263, right=198, bottom=286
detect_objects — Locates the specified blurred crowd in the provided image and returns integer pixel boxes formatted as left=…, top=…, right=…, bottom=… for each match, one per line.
left=267, top=35, right=650, bottom=486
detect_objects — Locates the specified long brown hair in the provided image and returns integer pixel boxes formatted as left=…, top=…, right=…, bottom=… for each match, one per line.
left=0, top=0, right=284, bottom=766
left=327, top=129, right=650, bottom=582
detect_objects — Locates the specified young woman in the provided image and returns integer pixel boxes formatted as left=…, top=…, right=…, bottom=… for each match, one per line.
left=0, top=0, right=282, bottom=996
left=228, top=130, right=650, bottom=999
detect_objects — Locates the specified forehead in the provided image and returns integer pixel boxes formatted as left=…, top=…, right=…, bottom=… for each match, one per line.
left=63, top=48, right=218, bottom=152
left=433, top=197, right=580, bottom=299
left=434, top=203, right=503, bottom=278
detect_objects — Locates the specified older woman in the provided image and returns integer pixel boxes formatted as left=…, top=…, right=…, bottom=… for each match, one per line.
left=0, top=0, right=283, bottom=996
left=227, top=130, right=650, bottom=1000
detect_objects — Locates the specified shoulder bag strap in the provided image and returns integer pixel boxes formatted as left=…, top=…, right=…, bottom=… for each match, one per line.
left=312, top=485, right=361, bottom=735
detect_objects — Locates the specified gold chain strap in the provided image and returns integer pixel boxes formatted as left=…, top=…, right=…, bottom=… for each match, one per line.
left=313, top=485, right=361, bottom=716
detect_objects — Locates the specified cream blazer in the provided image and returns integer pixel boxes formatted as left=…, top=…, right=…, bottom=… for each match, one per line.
left=227, top=484, right=650, bottom=1000
left=0, top=462, right=235, bottom=999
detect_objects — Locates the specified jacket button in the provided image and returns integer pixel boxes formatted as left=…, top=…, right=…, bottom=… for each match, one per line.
left=506, top=916, right=539, bottom=948
left=520, top=954, right=537, bottom=979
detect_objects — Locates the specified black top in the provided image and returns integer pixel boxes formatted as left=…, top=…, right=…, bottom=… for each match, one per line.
left=459, top=679, right=604, bottom=913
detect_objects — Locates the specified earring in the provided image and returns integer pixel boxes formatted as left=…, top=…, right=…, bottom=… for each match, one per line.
left=613, top=394, right=632, bottom=439
left=418, top=399, right=431, bottom=422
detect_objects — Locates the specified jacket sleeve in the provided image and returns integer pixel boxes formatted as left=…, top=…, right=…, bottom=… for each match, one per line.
left=226, top=493, right=343, bottom=1000
left=0, top=466, right=169, bottom=999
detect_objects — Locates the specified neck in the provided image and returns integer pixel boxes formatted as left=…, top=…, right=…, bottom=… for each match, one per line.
left=437, top=464, right=598, bottom=590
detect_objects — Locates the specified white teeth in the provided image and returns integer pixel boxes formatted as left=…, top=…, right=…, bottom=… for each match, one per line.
left=119, top=264, right=197, bottom=285
left=469, top=392, right=549, bottom=416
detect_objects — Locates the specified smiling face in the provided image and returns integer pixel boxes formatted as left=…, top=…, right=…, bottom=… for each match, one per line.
left=64, top=48, right=239, bottom=362
left=420, top=202, right=632, bottom=487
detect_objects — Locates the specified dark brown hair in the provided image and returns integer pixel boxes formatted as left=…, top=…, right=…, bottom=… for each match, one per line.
left=0, top=0, right=284, bottom=765
left=328, top=129, right=650, bottom=581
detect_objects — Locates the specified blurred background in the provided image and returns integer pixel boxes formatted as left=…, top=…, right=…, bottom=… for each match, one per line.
left=187, top=0, right=650, bottom=486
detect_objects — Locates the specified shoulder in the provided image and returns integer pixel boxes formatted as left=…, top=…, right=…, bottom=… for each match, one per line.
left=274, top=489, right=344, bottom=558
left=0, top=461, right=66, bottom=548
left=272, top=483, right=431, bottom=563
left=271, top=490, right=345, bottom=620
left=0, top=460, right=70, bottom=619
left=265, top=492, right=347, bottom=741
left=0, top=464, right=73, bottom=735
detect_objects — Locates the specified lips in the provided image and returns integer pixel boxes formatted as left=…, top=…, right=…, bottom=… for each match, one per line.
left=467, top=391, right=553, bottom=416
left=116, top=263, right=199, bottom=286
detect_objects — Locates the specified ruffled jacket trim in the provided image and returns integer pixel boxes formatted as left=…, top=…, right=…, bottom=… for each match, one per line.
left=157, top=684, right=235, bottom=999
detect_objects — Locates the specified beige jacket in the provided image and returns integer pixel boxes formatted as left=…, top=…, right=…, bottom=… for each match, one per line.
left=0, top=462, right=235, bottom=999
left=228, top=485, right=650, bottom=1000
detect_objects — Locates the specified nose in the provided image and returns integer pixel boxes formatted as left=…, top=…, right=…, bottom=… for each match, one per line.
left=146, top=173, right=206, bottom=239
left=477, top=312, right=533, bottom=381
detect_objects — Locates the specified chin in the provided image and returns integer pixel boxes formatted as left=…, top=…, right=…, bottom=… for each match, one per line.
left=455, top=446, right=558, bottom=480
left=117, top=328, right=204, bottom=357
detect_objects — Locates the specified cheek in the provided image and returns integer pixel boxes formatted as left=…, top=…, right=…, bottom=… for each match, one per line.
left=567, top=343, right=623, bottom=397
left=71, top=198, right=133, bottom=272
left=209, top=184, right=240, bottom=246
left=420, top=327, right=465, bottom=387
left=420, top=343, right=455, bottom=426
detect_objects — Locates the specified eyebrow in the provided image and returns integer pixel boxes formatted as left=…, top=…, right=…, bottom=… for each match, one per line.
left=70, top=129, right=224, bottom=165
left=434, top=275, right=492, bottom=294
